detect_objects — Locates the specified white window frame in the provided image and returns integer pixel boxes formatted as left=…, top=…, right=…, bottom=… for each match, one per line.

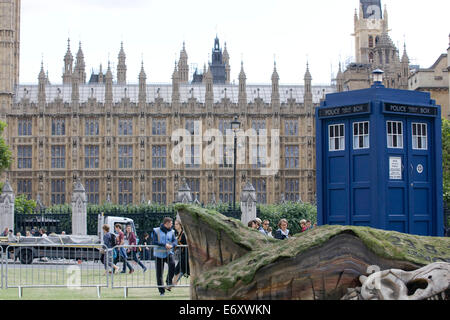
left=387, top=121, right=403, bottom=149
left=412, top=123, right=428, bottom=150
left=353, top=121, right=370, bottom=150
left=329, top=124, right=345, bottom=152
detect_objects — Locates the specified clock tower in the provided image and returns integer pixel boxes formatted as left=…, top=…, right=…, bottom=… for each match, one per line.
left=0, top=0, right=20, bottom=113
left=353, top=0, right=388, bottom=64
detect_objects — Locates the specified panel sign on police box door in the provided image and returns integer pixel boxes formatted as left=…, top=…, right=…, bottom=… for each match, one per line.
left=389, top=157, right=402, bottom=180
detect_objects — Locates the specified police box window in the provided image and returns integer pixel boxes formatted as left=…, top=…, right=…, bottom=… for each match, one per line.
left=412, top=123, right=428, bottom=150
left=329, top=124, right=345, bottom=152
left=353, top=122, right=369, bottom=150
left=387, top=121, right=403, bottom=149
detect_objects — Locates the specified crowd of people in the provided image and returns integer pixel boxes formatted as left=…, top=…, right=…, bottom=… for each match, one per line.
left=101, top=217, right=190, bottom=296
left=247, top=218, right=316, bottom=240
left=1, top=227, right=57, bottom=240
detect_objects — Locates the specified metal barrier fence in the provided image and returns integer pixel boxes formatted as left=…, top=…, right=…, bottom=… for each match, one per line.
left=0, top=243, right=191, bottom=298
left=110, top=245, right=190, bottom=298
left=3, top=244, right=109, bottom=298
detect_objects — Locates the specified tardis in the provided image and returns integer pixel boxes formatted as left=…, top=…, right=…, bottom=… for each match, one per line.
left=316, top=71, right=444, bottom=236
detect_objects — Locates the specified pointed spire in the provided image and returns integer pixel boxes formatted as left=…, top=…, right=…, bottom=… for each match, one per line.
left=117, top=42, right=127, bottom=84
left=139, top=60, right=147, bottom=105
left=271, top=60, right=280, bottom=107
left=223, top=42, right=231, bottom=84
left=105, top=61, right=113, bottom=105
left=272, top=60, right=279, bottom=81
left=63, top=38, right=74, bottom=84
left=401, top=42, right=409, bottom=63
left=304, top=61, right=312, bottom=80
left=239, top=60, right=247, bottom=107
left=304, top=62, right=312, bottom=97
left=39, top=59, right=46, bottom=79
left=38, top=60, right=46, bottom=105
left=74, top=41, right=86, bottom=84
left=239, top=60, right=246, bottom=79
left=139, top=60, right=146, bottom=79
left=205, top=64, right=214, bottom=107
left=178, top=41, right=189, bottom=83
left=172, top=60, right=180, bottom=105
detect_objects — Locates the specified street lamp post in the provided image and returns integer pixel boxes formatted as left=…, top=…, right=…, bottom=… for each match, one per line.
left=231, top=116, right=241, bottom=212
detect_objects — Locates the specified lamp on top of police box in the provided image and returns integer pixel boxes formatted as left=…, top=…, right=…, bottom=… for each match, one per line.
left=372, top=69, right=384, bottom=85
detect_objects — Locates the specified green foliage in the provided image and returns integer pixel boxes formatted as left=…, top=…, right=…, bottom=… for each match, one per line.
left=14, top=195, right=36, bottom=214
left=257, top=202, right=318, bottom=235
left=0, top=121, right=12, bottom=193
left=443, top=118, right=450, bottom=203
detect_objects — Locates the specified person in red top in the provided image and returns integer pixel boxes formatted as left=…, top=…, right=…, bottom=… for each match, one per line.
left=125, top=224, right=147, bottom=272
left=114, top=224, right=134, bottom=274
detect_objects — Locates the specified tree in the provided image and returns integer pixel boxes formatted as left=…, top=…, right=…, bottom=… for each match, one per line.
left=0, top=121, right=12, bottom=193
left=443, top=118, right=450, bottom=203
left=14, top=194, right=37, bottom=214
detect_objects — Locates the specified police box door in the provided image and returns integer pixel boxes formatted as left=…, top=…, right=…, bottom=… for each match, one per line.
left=386, top=117, right=433, bottom=235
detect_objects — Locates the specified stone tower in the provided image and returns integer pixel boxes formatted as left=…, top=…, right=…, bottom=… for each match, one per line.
left=223, top=42, right=231, bottom=84
left=74, top=42, right=86, bottom=84
left=178, top=42, right=189, bottom=83
left=117, top=42, right=127, bottom=85
left=0, top=0, right=20, bottom=113
left=353, top=0, right=388, bottom=64
left=62, top=39, right=74, bottom=84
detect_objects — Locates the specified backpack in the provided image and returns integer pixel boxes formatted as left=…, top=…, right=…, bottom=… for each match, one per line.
left=109, top=232, right=117, bottom=247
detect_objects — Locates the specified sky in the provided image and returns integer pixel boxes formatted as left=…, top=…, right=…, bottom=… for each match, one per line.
left=19, top=0, right=450, bottom=86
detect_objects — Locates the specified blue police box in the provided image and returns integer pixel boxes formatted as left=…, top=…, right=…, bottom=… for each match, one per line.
left=316, top=71, right=444, bottom=236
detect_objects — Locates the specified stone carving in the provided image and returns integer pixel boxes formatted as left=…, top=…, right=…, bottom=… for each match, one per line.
left=175, top=204, right=450, bottom=300
left=240, top=181, right=256, bottom=225
left=342, top=262, right=450, bottom=300
left=176, top=178, right=193, bottom=204
left=71, top=179, right=87, bottom=236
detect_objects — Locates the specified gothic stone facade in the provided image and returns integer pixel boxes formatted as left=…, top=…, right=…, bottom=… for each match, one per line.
left=2, top=34, right=334, bottom=206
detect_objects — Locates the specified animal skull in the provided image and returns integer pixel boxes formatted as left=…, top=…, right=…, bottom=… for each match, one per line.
left=360, top=262, right=450, bottom=300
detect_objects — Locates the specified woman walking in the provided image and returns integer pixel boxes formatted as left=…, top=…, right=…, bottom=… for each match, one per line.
left=172, top=220, right=190, bottom=285
left=125, top=224, right=147, bottom=272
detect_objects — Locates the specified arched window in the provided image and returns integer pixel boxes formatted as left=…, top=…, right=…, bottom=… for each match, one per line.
left=369, top=52, right=374, bottom=63
left=368, top=36, right=374, bottom=48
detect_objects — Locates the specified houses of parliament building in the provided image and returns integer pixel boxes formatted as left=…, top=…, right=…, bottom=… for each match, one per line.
left=0, top=1, right=336, bottom=206
left=1, top=0, right=420, bottom=207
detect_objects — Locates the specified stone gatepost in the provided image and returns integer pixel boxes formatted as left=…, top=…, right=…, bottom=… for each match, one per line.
left=240, top=182, right=257, bottom=225
left=0, top=180, right=15, bottom=232
left=71, top=179, right=87, bottom=236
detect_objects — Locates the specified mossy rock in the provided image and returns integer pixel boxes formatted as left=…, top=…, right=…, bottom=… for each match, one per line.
left=176, top=204, right=450, bottom=300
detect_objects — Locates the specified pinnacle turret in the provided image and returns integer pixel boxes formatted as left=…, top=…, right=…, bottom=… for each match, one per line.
left=117, top=42, right=127, bottom=84
left=63, top=38, right=74, bottom=84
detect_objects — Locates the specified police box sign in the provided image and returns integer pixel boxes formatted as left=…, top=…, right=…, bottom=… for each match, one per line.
left=318, top=104, right=370, bottom=118
left=384, top=103, right=437, bottom=116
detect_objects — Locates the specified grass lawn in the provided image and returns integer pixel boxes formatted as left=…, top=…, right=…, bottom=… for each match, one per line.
left=1, top=261, right=191, bottom=300
left=0, top=286, right=190, bottom=300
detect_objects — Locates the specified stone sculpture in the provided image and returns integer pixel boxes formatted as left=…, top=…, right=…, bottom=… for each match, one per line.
left=342, top=262, right=450, bottom=300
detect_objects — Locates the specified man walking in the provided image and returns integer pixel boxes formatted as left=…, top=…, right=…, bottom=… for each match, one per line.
left=152, top=217, right=177, bottom=296
left=115, top=224, right=134, bottom=274
left=102, top=224, right=119, bottom=274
